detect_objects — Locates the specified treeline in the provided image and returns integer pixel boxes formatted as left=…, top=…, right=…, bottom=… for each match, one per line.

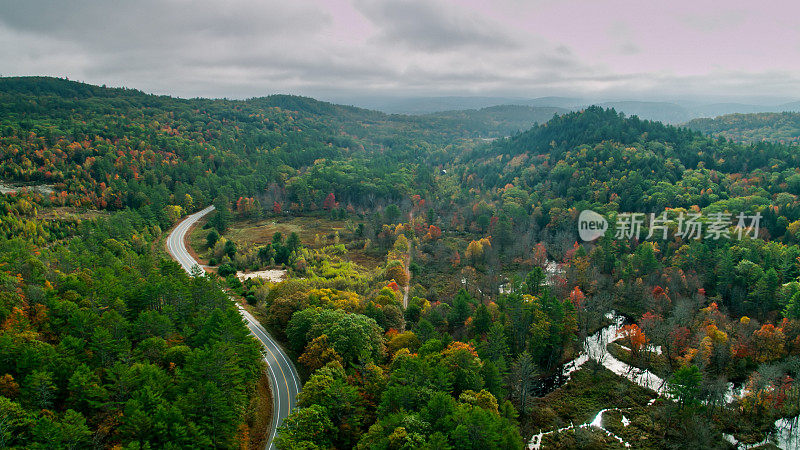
left=5, top=77, right=800, bottom=447
left=245, top=238, right=539, bottom=449
left=0, top=203, right=264, bottom=448
left=0, top=76, right=500, bottom=220
left=401, top=106, right=800, bottom=443
left=686, top=112, right=800, bottom=145
left=0, top=77, right=522, bottom=449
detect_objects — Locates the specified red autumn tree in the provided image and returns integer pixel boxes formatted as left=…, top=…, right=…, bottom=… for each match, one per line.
left=670, top=326, right=691, bottom=357
left=639, top=311, right=663, bottom=334
left=323, top=192, right=337, bottom=210
left=569, top=286, right=585, bottom=310
left=532, top=243, right=548, bottom=269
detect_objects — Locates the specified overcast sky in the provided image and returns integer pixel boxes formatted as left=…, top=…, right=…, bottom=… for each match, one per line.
left=1, top=0, right=799, bottom=102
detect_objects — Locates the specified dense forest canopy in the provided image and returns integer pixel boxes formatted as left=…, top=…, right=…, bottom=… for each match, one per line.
left=686, top=112, right=800, bottom=145
left=2, top=77, right=800, bottom=448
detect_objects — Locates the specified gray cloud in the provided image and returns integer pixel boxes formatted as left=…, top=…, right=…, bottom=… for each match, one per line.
left=0, top=0, right=330, bottom=47
left=354, top=0, right=521, bottom=51
left=606, top=22, right=641, bottom=55
left=0, top=0, right=797, bottom=102
left=677, top=10, right=746, bottom=32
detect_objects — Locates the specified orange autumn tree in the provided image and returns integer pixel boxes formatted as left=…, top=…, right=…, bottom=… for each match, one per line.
left=0, top=373, right=19, bottom=398
left=384, top=260, right=408, bottom=287
left=618, top=324, right=647, bottom=357
left=440, top=342, right=484, bottom=395
left=425, top=225, right=442, bottom=240
left=569, top=286, right=586, bottom=310
left=411, top=194, right=425, bottom=209
left=752, top=323, right=787, bottom=363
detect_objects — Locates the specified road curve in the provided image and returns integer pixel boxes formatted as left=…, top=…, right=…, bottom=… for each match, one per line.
left=166, top=206, right=301, bottom=450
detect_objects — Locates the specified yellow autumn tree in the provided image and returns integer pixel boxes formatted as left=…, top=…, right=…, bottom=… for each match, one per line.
left=697, top=324, right=729, bottom=366
left=393, top=234, right=409, bottom=253
left=384, top=260, right=408, bottom=287
left=752, top=324, right=786, bottom=363
left=387, top=331, right=420, bottom=356
left=163, top=204, right=183, bottom=224
left=299, top=335, right=343, bottom=372
left=459, top=389, right=499, bottom=414
left=307, top=288, right=362, bottom=312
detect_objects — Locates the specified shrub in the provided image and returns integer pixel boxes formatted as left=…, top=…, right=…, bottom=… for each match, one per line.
left=218, top=263, right=237, bottom=277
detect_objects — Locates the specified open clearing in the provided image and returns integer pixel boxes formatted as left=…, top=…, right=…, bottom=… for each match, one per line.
left=237, top=269, right=287, bottom=282
left=37, top=206, right=108, bottom=221
left=190, top=213, right=384, bottom=269
left=224, top=215, right=346, bottom=248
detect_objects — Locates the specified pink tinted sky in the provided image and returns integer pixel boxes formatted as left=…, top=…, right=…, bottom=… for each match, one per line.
left=1, top=0, right=798, bottom=100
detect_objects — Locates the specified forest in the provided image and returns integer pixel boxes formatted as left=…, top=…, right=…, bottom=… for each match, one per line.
left=686, top=112, right=800, bottom=145
left=1, top=76, right=800, bottom=449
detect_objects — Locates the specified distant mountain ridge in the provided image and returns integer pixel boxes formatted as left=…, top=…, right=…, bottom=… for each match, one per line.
left=333, top=95, right=583, bottom=114
left=6, top=75, right=800, bottom=135
left=685, top=111, right=800, bottom=145
left=344, top=95, right=800, bottom=124
left=0, top=76, right=565, bottom=139
left=425, top=104, right=569, bottom=137
left=0, top=76, right=151, bottom=99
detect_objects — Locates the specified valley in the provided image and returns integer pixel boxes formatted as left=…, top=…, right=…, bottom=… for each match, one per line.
left=2, top=77, right=800, bottom=449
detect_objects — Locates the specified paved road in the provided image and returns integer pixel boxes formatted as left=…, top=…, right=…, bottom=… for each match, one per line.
left=166, top=206, right=301, bottom=450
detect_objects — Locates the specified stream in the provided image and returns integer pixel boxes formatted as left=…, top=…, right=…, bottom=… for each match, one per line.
left=723, top=416, right=800, bottom=449
left=532, top=312, right=667, bottom=398
left=528, top=312, right=799, bottom=449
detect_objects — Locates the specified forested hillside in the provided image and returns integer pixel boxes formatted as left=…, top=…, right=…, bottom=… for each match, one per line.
left=0, top=76, right=515, bottom=448
left=686, top=112, right=800, bottom=145
left=426, top=105, right=568, bottom=138
left=2, top=78, right=800, bottom=448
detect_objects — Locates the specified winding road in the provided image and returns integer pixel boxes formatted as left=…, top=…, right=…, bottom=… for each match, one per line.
left=166, top=206, right=301, bottom=450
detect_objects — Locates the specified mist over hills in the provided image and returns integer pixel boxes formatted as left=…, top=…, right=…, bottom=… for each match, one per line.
left=8, top=76, right=798, bottom=129
left=340, top=96, right=584, bottom=114
left=341, top=95, right=800, bottom=125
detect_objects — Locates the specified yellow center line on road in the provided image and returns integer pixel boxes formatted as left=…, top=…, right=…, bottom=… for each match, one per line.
left=261, top=339, right=292, bottom=409
left=169, top=206, right=299, bottom=450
